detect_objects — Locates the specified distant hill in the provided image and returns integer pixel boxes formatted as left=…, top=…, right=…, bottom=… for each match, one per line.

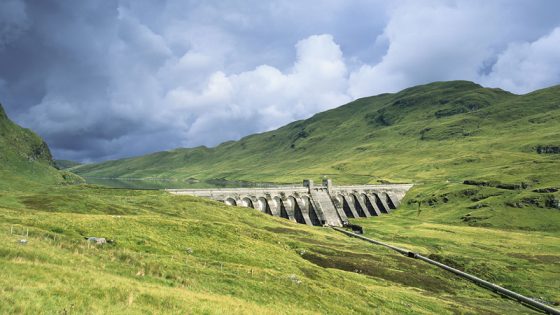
left=0, top=103, right=83, bottom=189
left=73, top=80, right=559, bottom=184
left=72, top=80, right=560, bottom=231
left=55, top=159, right=82, bottom=170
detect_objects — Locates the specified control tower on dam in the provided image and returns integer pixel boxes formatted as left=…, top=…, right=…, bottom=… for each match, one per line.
left=167, top=179, right=413, bottom=227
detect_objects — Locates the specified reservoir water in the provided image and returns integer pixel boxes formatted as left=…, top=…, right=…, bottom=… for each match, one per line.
left=84, top=177, right=289, bottom=190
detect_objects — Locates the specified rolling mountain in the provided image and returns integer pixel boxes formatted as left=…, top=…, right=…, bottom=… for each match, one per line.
left=72, top=81, right=560, bottom=229
left=1, top=83, right=559, bottom=313
left=72, top=81, right=560, bottom=185
left=54, top=159, right=82, bottom=170
left=0, top=103, right=83, bottom=189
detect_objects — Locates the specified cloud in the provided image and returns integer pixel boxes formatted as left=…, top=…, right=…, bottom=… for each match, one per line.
left=0, top=1, right=559, bottom=162
left=481, top=27, right=560, bottom=94
left=347, top=0, right=560, bottom=98
left=0, top=0, right=29, bottom=49
left=168, top=34, right=352, bottom=147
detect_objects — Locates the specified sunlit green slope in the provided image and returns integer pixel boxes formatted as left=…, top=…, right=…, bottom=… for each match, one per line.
left=68, top=81, right=560, bottom=308
left=0, top=103, right=83, bottom=189
left=72, top=81, right=559, bottom=186
left=0, top=185, right=547, bottom=314
left=72, top=81, right=560, bottom=231
left=55, top=159, right=82, bottom=170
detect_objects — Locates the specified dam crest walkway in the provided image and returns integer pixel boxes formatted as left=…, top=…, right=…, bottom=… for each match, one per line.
left=168, top=179, right=413, bottom=227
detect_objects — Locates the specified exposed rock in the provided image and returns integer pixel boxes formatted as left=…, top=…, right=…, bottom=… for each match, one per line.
left=535, top=145, right=560, bottom=154
left=463, top=180, right=528, bottom=190
left=365, top=109, right=398, bottom=126
left=435, top=107, right=467, bottom=118
left=392, top=97, right=420, bottom=108
left=85, top=237, right=115, bottom=245
left=505, top=196, right=560, bottom=209
left=533, top=188, right=558, bottom=193
left=467, top=203, right=488, bottom=209
left=496, top=182, right=529, bottom=190
left=545, top=196, right=560, bottom=209
left=288, top=274, right=302, bottom=285
left=461, top=213, right=490, bottom=223
left=463, top=180, right=492, bottom=187
left=461, top=189, right=478, bottom=196
left=434, top=95, right=489, bottom=118
left=419, top=128, right=432, bottom=140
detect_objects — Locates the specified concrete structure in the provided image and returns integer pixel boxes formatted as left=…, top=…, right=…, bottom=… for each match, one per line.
left=167, top=180, right=413, bottom=227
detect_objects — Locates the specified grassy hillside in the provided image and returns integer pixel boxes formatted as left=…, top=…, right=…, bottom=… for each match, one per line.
left=1, top=82, right=559, bottom=314
left=68, top=81, right=560, bottom=310
left=73, top=81, right=560, bottom=231
left=55, top=159, right=82, bottom=170
left=0, top=185, right=549, bottom=314
left=0, top=103, right=83, bottom=190
left=73, top=81, right=559, bottom=185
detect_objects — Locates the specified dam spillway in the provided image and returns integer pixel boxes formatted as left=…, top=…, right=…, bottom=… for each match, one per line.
left=167, top=179, right=413, bottom=227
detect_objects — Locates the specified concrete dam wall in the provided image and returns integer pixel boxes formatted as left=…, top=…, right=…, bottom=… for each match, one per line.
left=167, top=179, right=413, bottom=227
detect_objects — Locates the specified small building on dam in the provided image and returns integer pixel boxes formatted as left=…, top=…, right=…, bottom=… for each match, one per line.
left=168, top=179, right=413, bottom=227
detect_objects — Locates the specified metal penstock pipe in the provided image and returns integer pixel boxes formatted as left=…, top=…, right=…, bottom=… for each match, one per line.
left=332, top=226, right=560, bottom=315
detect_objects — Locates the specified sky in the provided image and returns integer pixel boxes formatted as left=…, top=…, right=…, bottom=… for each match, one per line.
left=0, top=0, right=559, bottom=162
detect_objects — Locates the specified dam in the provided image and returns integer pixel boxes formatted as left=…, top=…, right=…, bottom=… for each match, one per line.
left=167, top=179, right=413, bottom=227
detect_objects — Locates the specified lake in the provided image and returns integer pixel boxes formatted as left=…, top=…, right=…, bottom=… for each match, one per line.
left=84, top=177, right=291, bottom=190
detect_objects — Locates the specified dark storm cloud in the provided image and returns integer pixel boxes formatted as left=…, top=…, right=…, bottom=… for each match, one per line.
left=0, top=0, right=559, bottom=162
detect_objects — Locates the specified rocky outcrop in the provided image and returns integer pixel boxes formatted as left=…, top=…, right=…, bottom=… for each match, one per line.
left=536, top=145, right=560, bottom=154
left=463, top=180, right=529, bottom=190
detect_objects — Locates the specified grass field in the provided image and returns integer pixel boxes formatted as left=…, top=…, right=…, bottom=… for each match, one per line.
left=1, top=81, right=559, bottom=314
left=1, top=185, right=553, bottom=314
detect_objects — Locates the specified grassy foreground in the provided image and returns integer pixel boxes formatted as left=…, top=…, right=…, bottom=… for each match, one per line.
left=0, top=184, right=551, bottom=314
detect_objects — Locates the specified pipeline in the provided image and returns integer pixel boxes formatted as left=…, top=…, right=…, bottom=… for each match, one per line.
left=332, top=226, right=560, bottom=315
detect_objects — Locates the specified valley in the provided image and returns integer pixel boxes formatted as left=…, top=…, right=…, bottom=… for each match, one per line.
left=1, top=81, right=559, bottom=314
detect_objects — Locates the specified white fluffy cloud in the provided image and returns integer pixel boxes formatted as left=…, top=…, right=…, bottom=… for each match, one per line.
left=481, top=27, right=560, bottom=94
left=347, top=1, right=558, bottom=97
left=163, top=34, right=352, bottom=147
left=1, top=0, right=559, bottom=161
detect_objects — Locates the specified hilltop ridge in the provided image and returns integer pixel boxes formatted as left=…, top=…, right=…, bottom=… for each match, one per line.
left=72, top=80, right=559, bottom=184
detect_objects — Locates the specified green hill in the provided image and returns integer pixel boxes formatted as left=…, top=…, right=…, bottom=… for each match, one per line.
left=73, top=81, right=559, bottom=186
left=1, top=83, right=559, bottom=314
left=0, top=103, right=83, bottom=189
left=69, top=80, right=560, bottom=308
left=73, top=81, right=560, bottom=231
left=55, top=159, right=82, bottom=170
